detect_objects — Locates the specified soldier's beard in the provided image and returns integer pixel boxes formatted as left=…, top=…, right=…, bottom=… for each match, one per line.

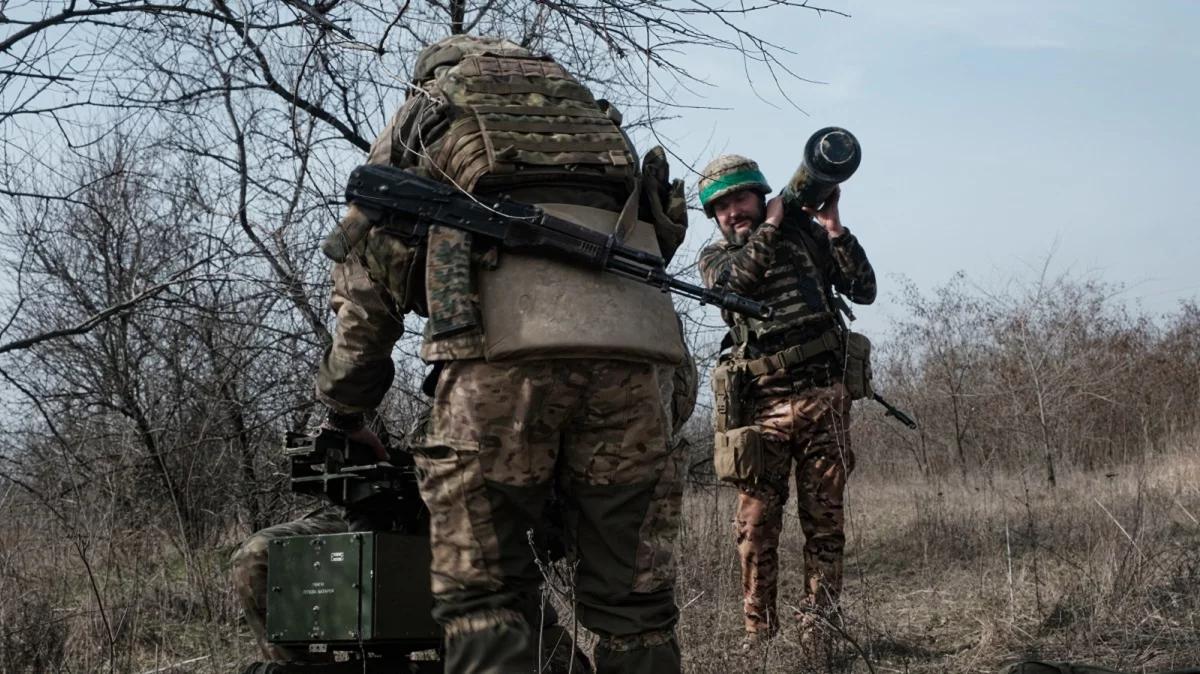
left=721, top=217, right=762, bottom=246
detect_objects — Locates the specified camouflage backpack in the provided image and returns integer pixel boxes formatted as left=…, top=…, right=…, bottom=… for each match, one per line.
left=409, top=34, right=637, bottom=195
left=389, top=36, right=647, bottom=342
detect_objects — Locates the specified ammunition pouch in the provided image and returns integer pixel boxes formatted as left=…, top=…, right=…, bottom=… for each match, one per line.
left=843, top=331, right=874, bottom=400
left=713, top=427, right=764, bottom=485
left=711, top=359, right=750, bottom=432
left=711, top=359, right=764, bottom=484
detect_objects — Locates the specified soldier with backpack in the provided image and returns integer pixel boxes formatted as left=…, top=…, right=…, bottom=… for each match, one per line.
left=313, top=35, right=694, bottom=673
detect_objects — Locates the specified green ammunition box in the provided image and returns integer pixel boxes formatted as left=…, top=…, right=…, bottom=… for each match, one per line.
left=266, top=532, right=441, bottom=648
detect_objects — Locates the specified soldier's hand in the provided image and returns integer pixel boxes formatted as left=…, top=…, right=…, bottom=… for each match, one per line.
left=802, top=185, right=845, bottom=238
left=347, top=427, right=389, bottom=462
left=764, top=195, right=785, bottom=227
left=324, top=410, right=390, bottom=462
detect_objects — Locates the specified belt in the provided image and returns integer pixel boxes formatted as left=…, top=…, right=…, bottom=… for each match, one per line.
left=744, top=329, right=843, bottom=377
left=752, top=315, right=838, bottom=352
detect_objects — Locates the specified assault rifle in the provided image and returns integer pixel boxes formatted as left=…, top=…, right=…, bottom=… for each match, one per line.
left=339, top=164, right=773, bottom=321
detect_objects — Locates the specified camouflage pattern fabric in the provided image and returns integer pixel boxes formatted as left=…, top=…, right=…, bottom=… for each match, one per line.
left=312, top=35, right=693, bottom=674
left=229, top=510, right=349, bottom=662
left=422, top=50, right=637, bottom=194
left=735, top=382, right=854, bottom=637
left=424, top=225, right=481, bottom=340
left=414, top=358, right=682, bottom=673
left=314, top=111, right=409, bottom=414
left=314, top=254, right=406, bottom=414
left=639, top=145, right=688, bottom=264
left=410, top=35, right=528, bottom=85
left=661, top=341, right=698, bottom=437
left=363, top=224, right=423, bottom=315
left=697, top=211, right=876, bottom=349
left=695, top=158, right=875, bottom=643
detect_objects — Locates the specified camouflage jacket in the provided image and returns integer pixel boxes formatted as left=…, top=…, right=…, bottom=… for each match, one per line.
left=314, top=111, right=412, bottom=414
left=316, top=98, right=690, bottom=412
left=697, top=199, right=875, bottom=360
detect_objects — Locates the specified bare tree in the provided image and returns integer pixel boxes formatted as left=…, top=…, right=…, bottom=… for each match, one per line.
left=2, top=1, right=855, bottom=669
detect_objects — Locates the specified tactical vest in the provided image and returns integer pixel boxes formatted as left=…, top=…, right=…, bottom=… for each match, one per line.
left=422, top=50, right=637, bottom=193
left=404, top=39, right=680, bottom=364
left=729, top=224, right=839, bottom=352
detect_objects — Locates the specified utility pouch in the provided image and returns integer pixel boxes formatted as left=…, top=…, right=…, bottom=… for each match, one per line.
left=843, top=331, right=874, bottom=400
left=711, top=360, right=749, bottom=432
left=476, top=203, right=684, bottom=364
left=713, top=427, right=764, bottom=484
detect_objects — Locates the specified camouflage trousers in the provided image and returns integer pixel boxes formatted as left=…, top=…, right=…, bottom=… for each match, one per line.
left=416, top=358, right=684, bottom=674
left=229, top=510, right=349, bottom=662
left=735, top=381, right=854, bottom=637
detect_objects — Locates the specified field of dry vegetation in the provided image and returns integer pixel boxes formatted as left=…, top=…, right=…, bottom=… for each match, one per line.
left=676, top=445, right=1200, bottom=673
left=7, top=443, right=1197, bottom=673
left=668, top=273, right=1200, bottom=673
left=3, top=268, right=1198, bottom=673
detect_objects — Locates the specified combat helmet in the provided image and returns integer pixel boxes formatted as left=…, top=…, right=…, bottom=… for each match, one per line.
left=698, top=154, right=771, bottom=218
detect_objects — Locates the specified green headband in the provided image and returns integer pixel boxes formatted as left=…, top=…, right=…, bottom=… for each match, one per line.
left=699, top=168, right=770, bottom=205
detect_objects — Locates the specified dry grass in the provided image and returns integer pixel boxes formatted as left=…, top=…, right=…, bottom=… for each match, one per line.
left=4, top=447, right=1199, bottom=673
left=676, top=447, right=1200, bottom=673
left=0, top=514, right=246, bottom=673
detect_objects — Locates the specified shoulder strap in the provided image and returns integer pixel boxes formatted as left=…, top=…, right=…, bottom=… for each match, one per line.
left=787, top=213, right=849, bottom=331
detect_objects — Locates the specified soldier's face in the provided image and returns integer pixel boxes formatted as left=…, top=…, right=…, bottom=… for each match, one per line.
left=713, top=189, right=763, bottom=245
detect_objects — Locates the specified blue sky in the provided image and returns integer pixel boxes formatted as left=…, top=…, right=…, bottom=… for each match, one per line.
left=643, top=0, right=1200, bottom=334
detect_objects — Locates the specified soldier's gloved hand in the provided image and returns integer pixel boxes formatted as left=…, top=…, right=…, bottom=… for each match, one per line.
left=324, top=410, right=389, bottom=462
left=665, top=178, right=687, bottom=227
left=641, top=146, right=670, bottom=196
left=641, top=145, right=688, bottom=262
